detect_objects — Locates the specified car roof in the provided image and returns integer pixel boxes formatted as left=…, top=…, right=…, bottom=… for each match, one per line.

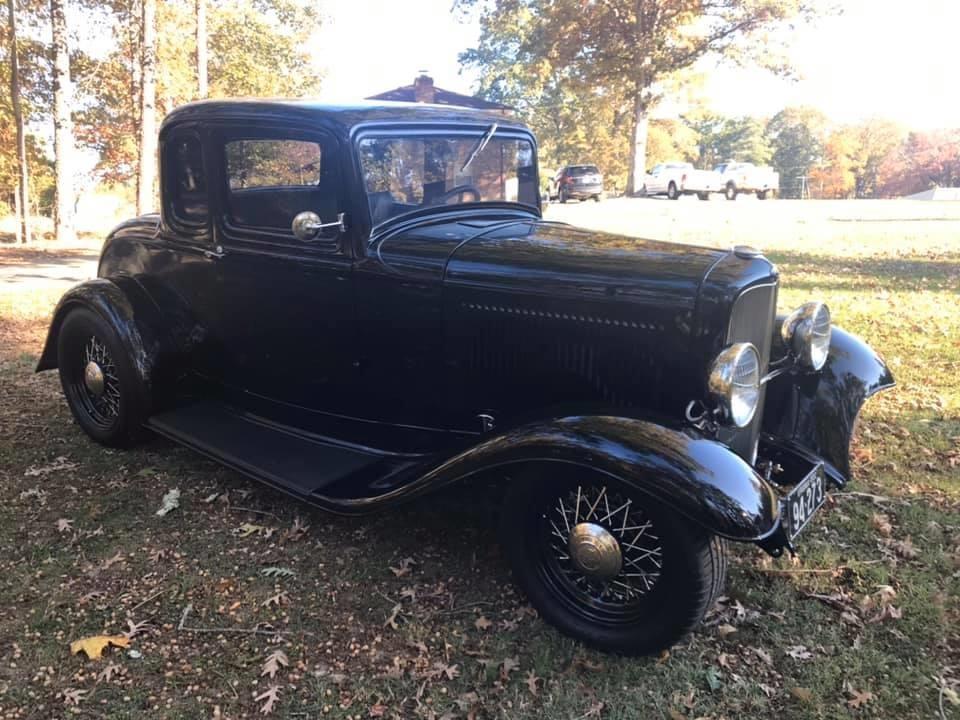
left=160, top=99, right=530, bottom=138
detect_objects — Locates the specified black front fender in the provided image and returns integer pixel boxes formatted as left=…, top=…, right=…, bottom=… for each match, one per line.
left=763, top=325, right=895, bottom=485
left=35, top=278, right=169, bottom=397
left=319, top=415, right=780, bottom=543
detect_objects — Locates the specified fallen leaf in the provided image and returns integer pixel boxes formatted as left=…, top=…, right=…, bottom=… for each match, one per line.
left=70, top=635, right=130, bottom=660
left=124, top=619, right=151, bottom=638
left=751, top=647, right=773, bottom=667
left=786, top=645, right=813, bottom=661
left=62, top=688, right=86, bottom=705
left=389, top=557, right=416, bottom=577
left=281, top=516, right=310, bottom=543
left=97, top=662, right=121, bottom=683
left=56, top=518, right=73, bottom=533
left=499, top=656, right=520, bottom=681
left=238, top=523, right=269, bottom=538
left=790, top=687, right=814, bottom=703
left=384, top=603, right=403, bottom=630
left=261, top=649, right=289, bottom=679
left=891, top=536, right=918, bottom=558
left=847, top=687, right=874, bottom=709
left=716, top=623, right=737, bottom=638
left=203, top=491, right=221, bottom=503
left=25, top=456, right=77, bottom=477
left=369, top=703, right=388, bottom=717
left=255, top=685, right=280, bottom=715
left=474, top=615, right=493, bottom=631
left=871, top=513, right=893, bottom=536
left=155, top=488, right=181, bottom=517
left=261, top=591, right=288, bottom=608
left=525, top=669, right=540, bottom=696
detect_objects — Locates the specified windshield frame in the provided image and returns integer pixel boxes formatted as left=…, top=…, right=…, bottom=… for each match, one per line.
left=351, top=122, right=541, bottom=234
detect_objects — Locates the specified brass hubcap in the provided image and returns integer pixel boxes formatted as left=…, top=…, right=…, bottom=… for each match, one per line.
left=568, top=522, right=622, bottom=581
left=84, top=361, right=105, bottom=397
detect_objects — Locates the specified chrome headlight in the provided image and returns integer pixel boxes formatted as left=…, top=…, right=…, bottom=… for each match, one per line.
left=708, top=343, right=761, bottom=428
left=781, top=302, right=831, bottom=371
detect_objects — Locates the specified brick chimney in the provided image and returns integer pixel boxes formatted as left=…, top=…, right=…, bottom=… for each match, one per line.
left=413, top=74, right=435, bottom=104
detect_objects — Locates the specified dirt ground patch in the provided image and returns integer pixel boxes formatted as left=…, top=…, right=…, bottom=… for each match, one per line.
left=0, top=203, right=958, bottom=719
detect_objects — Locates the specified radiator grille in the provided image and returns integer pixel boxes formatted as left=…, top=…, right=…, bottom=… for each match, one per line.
left=720, top=281, right=778, bottom=462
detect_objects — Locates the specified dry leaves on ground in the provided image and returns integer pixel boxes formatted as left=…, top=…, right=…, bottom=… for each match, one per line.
left=69, top=634, right=130, bottom=660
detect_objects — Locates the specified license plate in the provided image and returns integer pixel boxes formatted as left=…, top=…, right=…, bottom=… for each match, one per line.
left=785, top=465, right=826, bottom=540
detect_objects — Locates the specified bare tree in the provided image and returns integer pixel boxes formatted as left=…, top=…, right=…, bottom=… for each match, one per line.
left=6, top=0, right=30, bottom=243
left=50, top=0, right=74, bottom=241
left=137, top=0, right=157, bottom=214
left=196, top=0, right=207, bottom=98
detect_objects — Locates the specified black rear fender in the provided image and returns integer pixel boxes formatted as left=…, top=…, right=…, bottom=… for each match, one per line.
left=762, top=324, right=894, bottom=485
left=347, top=415, right=780, bottom=543
left=35, top=277, right=173, bottom=404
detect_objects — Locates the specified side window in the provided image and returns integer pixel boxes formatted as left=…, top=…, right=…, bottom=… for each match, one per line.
left=222, top=136, right=337, bottom=237
left=225, top=140, right=322, bottom=190
left=167, top=135, right=208, bottom=228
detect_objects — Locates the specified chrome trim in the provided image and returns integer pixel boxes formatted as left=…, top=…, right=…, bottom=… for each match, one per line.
left=708, top=342, right=761, bottom=428
left=781, top=302, right=831, bottom=370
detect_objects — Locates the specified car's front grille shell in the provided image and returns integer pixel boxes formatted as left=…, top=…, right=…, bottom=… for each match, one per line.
left=718, top=281, right=778, bottom=462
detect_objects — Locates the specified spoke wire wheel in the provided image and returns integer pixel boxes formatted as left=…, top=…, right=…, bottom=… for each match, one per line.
left=57, top=307, right=146, bottom=447
left=532, top=482, right=667, bottom=625
left=67, top=335, right=122, bottom=430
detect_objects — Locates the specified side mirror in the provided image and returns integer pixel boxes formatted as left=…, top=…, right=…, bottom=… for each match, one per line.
left=291, top=211, right=348, bottom=242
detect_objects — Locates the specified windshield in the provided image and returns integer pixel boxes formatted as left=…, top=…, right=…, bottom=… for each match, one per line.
left=358, top=133, right=538, bottom=227
left=568, top=165, right=599, bottom=176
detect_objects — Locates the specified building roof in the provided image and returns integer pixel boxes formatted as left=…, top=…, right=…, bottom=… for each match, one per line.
left=904, top=187, right=960, bottom=201
left=366, top=74, right=512, bottom=112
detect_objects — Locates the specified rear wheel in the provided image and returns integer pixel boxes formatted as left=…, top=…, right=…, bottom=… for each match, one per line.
left=57, top=307, right=146, bottom=447
left=501, top=472, right=727, bottom=655
left=757, top=190, right=769, bottom=200
left=559, top=188, right=568, bottom=204
left=593, top=194, right=602, bottom=202
left=725, top=183, right=738, bottom=201
left=667, top=182, right=679, bottom=200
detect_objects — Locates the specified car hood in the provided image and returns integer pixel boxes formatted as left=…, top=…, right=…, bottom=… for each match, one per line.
left=444, top=219, right=726, bottom=312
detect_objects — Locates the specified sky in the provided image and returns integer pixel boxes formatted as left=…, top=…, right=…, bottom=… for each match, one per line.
left=313, top=0, right=960, bottom=131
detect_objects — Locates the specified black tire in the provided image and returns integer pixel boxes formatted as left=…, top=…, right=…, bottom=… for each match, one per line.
left=697, top=192, right=710, bottom=201
left=667, top=182, right=679, bottom=200
left=559, top=188, right=568, bottom=204
left=724, top=183, right=737, bottom=201
left=593, top=194, right=602, bottom=202
left=501, top=472, right=727, bottom=655
left=57, top=307, right=147, bottom=447
left=757, top=190, right=769, bottom=200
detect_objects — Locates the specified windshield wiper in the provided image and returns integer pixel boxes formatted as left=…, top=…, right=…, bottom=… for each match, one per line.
left=460, top=122, right=499, bottom=173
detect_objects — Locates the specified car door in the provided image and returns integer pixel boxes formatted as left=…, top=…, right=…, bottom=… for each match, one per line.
left=207, top=124, right=357, bottom=416
left=645, top=164, right=664, bottom=194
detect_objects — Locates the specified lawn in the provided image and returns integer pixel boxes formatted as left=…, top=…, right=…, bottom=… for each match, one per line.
left=0, top=201, right=957, bottom=719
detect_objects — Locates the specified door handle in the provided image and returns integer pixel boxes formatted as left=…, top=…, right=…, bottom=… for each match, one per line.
left=203, top=245, right=226, bottom=260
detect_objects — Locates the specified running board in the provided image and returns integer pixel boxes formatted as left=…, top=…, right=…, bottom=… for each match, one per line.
left=146, top=401, right=392, bottom=498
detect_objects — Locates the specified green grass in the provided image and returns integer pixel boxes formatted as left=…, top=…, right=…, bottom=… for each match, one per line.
left=0, top=218, right=958, bottom=719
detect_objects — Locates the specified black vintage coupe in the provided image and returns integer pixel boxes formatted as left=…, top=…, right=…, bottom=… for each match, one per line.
left=38, top=100, right=893, bottom=654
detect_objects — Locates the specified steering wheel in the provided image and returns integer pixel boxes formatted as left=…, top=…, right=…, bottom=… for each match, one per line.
left=428, top=185, right=482, bottom=205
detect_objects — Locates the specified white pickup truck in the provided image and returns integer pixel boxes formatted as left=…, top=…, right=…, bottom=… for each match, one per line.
left=714, top=162, right=779, bottom=200
left=642, top=162, right=721, bottom=200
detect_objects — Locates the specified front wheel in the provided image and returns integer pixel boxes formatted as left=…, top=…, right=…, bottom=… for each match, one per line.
left=725, top=183, right=738, bottom=201
left=559, top=188, right=568, bottom=204
left=593, top=194, right=602, bottom=202
left=667, top=182, right=680, bottom=200
left=757, top=190, right=769, bottom=200
left=57, top=307, right=147, bottom=447
left=501, top=473, right=727, bottom=655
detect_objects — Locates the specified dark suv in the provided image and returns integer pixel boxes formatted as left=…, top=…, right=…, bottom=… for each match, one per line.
left=549, top=164, right=604, bottom=202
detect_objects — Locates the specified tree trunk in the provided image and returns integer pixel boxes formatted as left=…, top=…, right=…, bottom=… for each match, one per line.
left=196, top=0, right=207, bottom=98
left=626, top=94, right=649, bottom=196
left=50, top=0, right=75, bottom=242
left=137, top=0, right=157, bottom=215
left=7, top=0, right=30, bottom=244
